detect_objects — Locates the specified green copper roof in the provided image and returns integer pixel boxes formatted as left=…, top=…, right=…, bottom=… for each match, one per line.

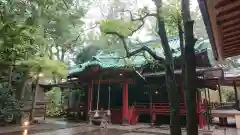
left=69, top=37, right=213, bottom=75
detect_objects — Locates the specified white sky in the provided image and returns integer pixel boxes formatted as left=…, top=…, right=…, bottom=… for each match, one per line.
left=85, top=0, right=198, bottom=19
left=82, top=0, right=199, bottom=42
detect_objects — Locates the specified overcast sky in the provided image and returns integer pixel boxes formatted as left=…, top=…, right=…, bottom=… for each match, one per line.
left=85, top=0, right=198, bottom=21
left=82, top=0, right=200, bottom=42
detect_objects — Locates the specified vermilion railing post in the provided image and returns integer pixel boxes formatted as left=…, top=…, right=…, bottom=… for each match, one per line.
left=122, top=83, right=129, bottom=125
left=198, top=91, right=204, bottom=128
left=87, top=82, right=92, bottom=112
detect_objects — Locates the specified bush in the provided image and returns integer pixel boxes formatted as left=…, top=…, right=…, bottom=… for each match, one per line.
left=0, top=88, right=21, bottom=122
left=221, top=86, right=235, bottom=102
left=45, top=88, right=62, bottom=117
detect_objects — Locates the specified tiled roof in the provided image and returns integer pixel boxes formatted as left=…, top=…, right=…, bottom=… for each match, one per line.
left=69, top=37, right=213, bottom=75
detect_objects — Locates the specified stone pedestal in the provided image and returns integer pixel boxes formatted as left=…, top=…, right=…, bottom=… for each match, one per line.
left=235, top=115, right=240, bottom=128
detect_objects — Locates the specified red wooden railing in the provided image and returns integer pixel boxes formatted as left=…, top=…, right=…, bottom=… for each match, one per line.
left=134, top=102, right=187, bottom=115
left=134, top=102, right=206, bottom=115
left=133, top=102, right=207, bottom=128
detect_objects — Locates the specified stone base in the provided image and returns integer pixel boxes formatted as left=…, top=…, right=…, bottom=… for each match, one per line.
left=122, top=119, right=129, bottom=126
left=235, top=115, right=240, bottom=128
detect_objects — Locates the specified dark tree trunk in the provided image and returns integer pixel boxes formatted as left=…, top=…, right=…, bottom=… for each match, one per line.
left=16, top=71, right=30, bottom=100
left=183, top=21, right=198, bottom=135
left=181, top=0, right=198, bottom=134
left=157, top=21, right=182, bottom=135
left=178, top=21, right=184, bottom=76
left=155, top=3, right=182, bottom=135
left=7, top=65, right=13, bottom=89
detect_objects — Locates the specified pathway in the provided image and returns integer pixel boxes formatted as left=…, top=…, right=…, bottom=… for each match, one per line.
left=1, top=119, right=240, bottom=135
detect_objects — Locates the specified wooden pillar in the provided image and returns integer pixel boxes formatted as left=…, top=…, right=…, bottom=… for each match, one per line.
left=88, top=82, right=93, bottom=112
left=219, top=117, right=228, bottom=126
left=122, top=83, right=129, bottom=125
left=148, top=89, right=155, bottom=126
left=233, top=81, right=239, bottom=110
left=217, top=84, right=223, bottom=108
left=181, top=87, right=185, bottom=107
left=30, top=72, right=40, bottom=122
left=197, top=91, right=204, bottom=128
left=207, top=88, right=213, bottom=125
left=207, top=89, right=211, bottom=104
left=60, top=88, right=64, bottom=114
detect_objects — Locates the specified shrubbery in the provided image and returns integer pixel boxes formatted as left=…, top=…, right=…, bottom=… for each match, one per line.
left=0, top=88, right=21, bottom=123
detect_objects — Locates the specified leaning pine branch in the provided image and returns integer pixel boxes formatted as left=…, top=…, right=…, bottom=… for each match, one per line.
left=104, top=10, right=162, bottom=62
left=105, top=31, right=165, bottom=64
left=123, top=10, right=157, bottom=36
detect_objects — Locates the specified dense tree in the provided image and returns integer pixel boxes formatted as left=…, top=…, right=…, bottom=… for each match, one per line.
left=97, top=0, right=181, bottom=134
left=0, top=0, right=87, bottom=121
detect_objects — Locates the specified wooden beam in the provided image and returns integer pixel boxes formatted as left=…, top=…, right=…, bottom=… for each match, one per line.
left=223, top=25, right=240, bottom=34
left=223, top=30, right=240, bottom=39
left=223, top=35, right=240, bottom=43
left=223, top=39, right=240, bottom=47
left=215, top=0, right=237, bottom=9
left=222, top=46, right=240, bottom=51
left=92, top=79, right=135, bottom=84
left=216, top=3, right=240, bottom=17
left=222, top=18, right=240, bottom=30
left=223, top=50, right=240, bottom=55
left=216, top=0, right=240, bottom=14
left=205, top=0, right=224, bottom=60
left=224, top=51, right=240, bottom=56
left=222, top=49, right=240, bottom=56
left=223, top=51, right=240, bottom=58
left=219, top=11, right=240, bottom=23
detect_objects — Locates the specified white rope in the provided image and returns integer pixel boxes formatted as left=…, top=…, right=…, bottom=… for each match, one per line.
left=94, top=79, right=100, bottom=117
left=107, top=80, right=111, bottom=116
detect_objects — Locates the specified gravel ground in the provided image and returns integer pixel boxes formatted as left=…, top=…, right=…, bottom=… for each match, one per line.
left=0, top=118, right=240, bottom=135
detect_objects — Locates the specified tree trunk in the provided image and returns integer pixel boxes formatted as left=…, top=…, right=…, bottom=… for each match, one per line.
left=178, top=21, right=184, bottom=76
left=181, top=0, right=198, bottom=132
left=155, top=3, right=182, bottom=134
left=184, top=21, right=198, bottom=135
left=7, top=65, right=13, bottom=90
left=157, top=21, right=182, bottom=135
left=16, top=71, right=30, bottom=100
left=182, top=0, right=198, bottom=135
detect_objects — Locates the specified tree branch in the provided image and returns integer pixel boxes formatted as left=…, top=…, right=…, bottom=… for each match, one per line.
left=123, top=10, right=157, bottom=36
left=103, top=9, right=164, bottom=65
left=62, top=0, right=69, bottom=9
left=105, top=31, right=165, bottom=63
left=67, top=24, right=98, bottom=46
left=128, top=46, right=165, bottom=63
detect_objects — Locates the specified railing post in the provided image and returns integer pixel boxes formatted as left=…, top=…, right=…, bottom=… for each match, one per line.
left=217, top=84, right=223, bottom=108
left=233, top=81, right=240, bottom=110
left=122, top=83, right=129, bottom=125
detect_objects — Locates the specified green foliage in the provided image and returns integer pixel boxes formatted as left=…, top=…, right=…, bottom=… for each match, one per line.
left=221, top=86, right=235, bottom=102
left=19, top=56, right=68, bottom=78
left=162, top=0, right=182, bottom=36
left=71, top=89, right=85, bottom=103
left=75, top=45, right=100, bottom=64
left=100, top=20, right=139, bottom=37
left=0, top=88, right=21, bottom=119
left=0, top=0, right=40, bottom=62
left=45, top=88, right=62, bottom=116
